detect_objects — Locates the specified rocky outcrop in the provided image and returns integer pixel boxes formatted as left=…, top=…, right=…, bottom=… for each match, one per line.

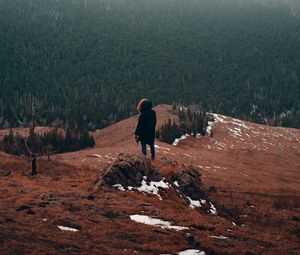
left=95, top=154, right=209, bottom=202
left=94, top=154, right=163, bottom=190
left=93, top=153, right=218, bottom=214
left=172, top=165, right=208, bottom=201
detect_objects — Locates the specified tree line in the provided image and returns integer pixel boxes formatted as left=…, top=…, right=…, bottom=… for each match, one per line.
left=0, top=128, right=95, bottom=156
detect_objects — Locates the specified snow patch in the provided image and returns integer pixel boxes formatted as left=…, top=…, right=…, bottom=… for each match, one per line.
left=57, top=225, right=79, bottom=232
left=173, top=181, right=179, bottom=187
left=89, top=154, right=103, bottom=158
left=155, top=145, right=171, bottom=151
left=231, top=118, right=251, bottom=129
left=173, top=134, right=190, bottom=146
left=112, top=184, right=125, bottom=191
left=130, top=215, right=189, bottom=231
left=229, top=128, right=242, bottom=138
left=212, top=114, right=226, bottom=123
left=111, top=176, right=170, bottom=199
left=209, top=202, right=217, bottom=215
left=211, top=235, right=229, bottom=240
left=187, top=197, right=206, bottom=209
left=178, top=249, right=205, bottom=255
left=206, top=121, right=214, bottom=136
left=137, top=177, right=170, bottom=199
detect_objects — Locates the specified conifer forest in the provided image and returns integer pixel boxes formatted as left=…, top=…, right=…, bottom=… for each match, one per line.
left=1, top=0, right=300, bottom=129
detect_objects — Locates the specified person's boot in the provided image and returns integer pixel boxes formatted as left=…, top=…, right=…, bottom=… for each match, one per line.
left=141, top=154, right=147, bottom=160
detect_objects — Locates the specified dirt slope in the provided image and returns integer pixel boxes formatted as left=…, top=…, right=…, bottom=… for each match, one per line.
left=0, top=105, right=299, bottom=255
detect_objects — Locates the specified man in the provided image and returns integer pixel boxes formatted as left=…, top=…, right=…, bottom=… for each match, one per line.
left=135, top=99, right=156, bottom=160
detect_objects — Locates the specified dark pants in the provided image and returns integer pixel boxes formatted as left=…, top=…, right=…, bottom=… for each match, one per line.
left=141, top=143, right=155, bottom=159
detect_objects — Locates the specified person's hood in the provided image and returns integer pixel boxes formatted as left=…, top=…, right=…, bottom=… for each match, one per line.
left=140, top=99, right=152, bottom=112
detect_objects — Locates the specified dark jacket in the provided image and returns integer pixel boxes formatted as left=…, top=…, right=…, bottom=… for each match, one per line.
left=135, top=100, right=157, bottom=145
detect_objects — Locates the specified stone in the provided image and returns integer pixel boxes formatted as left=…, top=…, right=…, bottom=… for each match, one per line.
left=172, top=165, right=208, bottom=201
left=94, top=153, right=163, bottom=190
left=291, top=215, right=300, bottom=222
left=87, top=194, right=95, bottom=200
left=1, top=170, right=11, bottom=177
left=26, top=208, right=35, bottom=215
left=16, top=204, right=32, bottom=211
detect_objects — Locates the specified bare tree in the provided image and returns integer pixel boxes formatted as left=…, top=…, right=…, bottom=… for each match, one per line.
left=12, top=94, right=45, bottom=176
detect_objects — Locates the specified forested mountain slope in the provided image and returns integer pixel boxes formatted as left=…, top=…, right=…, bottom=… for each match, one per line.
left=0, top=0, right=299, bottom=129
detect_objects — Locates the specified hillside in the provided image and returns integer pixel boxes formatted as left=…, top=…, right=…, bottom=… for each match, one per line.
left=1, top=0, right=300, bottom=129
left=0, top=105, right=299, bottom=254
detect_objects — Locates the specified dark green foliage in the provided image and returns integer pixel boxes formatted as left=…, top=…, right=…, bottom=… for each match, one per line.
left=157, top=105, right=210, bottom=144
left=0, top=128, right=20, bottom=154
left=156, top=118, right=182, bottom=144
left=0, top=0, right=299, bottom=129
left=177, top=106, right=210, bottom=136
left=0, top=128, right=95, bottom=156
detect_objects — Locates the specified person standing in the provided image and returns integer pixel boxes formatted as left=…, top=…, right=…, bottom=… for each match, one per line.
left=135, top=99, right=157, bottom=160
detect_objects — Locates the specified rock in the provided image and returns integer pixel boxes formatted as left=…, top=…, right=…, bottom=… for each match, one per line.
left=38, top=201, right=49, bottom=208
left=208, top=186, right=217, bottom=193
left=185, top=233, right=195, bottom=245
left=68, top=204, right=81, bottom=213
left=185, top=233, right=201, bottom=247
left=291, top=215, right=300, bottom=222
left=55, top=220, right=82, bottom=231
left=1, top=170, right=11, bottom=177
left=16, top=204, right=32, bottom=211
left=87, top=194, right=95, bottom=200
left=172, top=165, right=208, bottom=200
left=85, top=204, right=126, bottom=219
left=26, top=208, right=35, bottom=215
left=191, top=224, right=215, bottom=232
left=94, top=154, right=163, bottom=190
left=138, top=203, right=152, bottom=207
left=244, top=201, right=255, bottom=207
left=102, top=211, right=120, bottom=219
left=109, top=232, right=137, bottom=243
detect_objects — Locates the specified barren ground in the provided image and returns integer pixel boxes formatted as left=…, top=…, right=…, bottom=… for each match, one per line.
left=0, top=105, right=299, bottom=255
